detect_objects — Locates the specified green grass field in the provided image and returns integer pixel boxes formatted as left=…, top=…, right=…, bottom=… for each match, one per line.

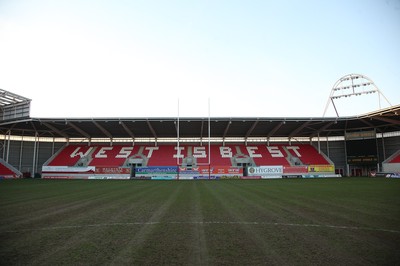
left=1, top=178, right=399, bottom=265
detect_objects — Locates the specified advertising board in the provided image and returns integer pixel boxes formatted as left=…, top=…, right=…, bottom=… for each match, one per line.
left=308, top=165, right=335, bottom=173
left=135, top=166, right=178, bottom=179
left=178, top=166, right=242, bottom=179
left=88, top=176, right=131, bottom=180
left=42, top=166, right=95, bottom=172
left=197, top=166, right=242, bottom=179
left=247, top=166, right=283, bottom=179
left=151, top=176, right=176, bottom=180
left=42, top=175, right=90, bottom=179
left=302, top=174, right=341, bottom=178
left=283, top=166, right=307, bottom=174
left=240, top=176, right=261, bottom=180
left=95, top=167, right=130, bottom=175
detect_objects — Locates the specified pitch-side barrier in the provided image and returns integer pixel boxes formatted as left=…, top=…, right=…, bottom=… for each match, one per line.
left=41, top=165, right=339, bottom=180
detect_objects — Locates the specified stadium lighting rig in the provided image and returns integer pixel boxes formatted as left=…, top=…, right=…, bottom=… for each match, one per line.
left=323, top=73, right=392, bottom=117
left=0, top=89, right=31, bottom=121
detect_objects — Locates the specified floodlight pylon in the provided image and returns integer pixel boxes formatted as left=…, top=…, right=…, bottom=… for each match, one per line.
left=323, top=74, right=392, bottom=117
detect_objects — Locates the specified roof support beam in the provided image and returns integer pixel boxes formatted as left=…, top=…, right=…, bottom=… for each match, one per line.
left=267, top=122, right=284, bottom=138
left=309, top=121, right=335, bottom=138
left=200, top=120, right=204, bottom=144
left=358, top=118, right=383, bottom=133
left=92, top=121, right=112, bottom=139
left=289, top=121, right=311, bottom=138
left=3, top=123, right=16, bottom=136
left=245, top=120, right=259, bottom=139
left=371, top=116, right=400, bottom=125
left=223, top=121, right=231, bottom=139
left=0, top=118, right=32, bottom=127
left=68, top=122, right=91, bottom=139
left=42, top=122, right=69, bottom=138
left=119, top=121, right=135, bottom=139
left=146, top=120, right=157, bottom=139
left=174, top=120, right=178, bottom=135
left=359, top=118, right=375, bottom=128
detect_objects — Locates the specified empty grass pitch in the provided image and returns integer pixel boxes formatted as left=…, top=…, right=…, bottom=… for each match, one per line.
left=1, top=178, right=399, bottom=265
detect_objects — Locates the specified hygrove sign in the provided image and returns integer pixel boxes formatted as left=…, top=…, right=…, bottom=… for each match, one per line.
left=247, top=166, right=283, bottom=178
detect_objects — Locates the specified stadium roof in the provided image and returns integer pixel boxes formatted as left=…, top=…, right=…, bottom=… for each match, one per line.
left=0, top=105, right=399, bottom=141
left=0, top=89, right=31, bottom=121
left=0, top=89, right=31, bottom=107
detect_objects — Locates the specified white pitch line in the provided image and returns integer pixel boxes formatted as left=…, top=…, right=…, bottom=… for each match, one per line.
left=2, top=221, right=400, bottom=234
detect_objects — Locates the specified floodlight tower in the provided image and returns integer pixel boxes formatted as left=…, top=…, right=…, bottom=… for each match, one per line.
left=323, top=74, right=392, bottom=117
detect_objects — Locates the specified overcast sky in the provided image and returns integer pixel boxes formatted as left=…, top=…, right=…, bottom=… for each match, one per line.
left=1, top=0, right=399, bottom=118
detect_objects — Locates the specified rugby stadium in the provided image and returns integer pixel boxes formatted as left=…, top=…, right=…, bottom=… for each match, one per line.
left=0, top=77, right=400, bottom=265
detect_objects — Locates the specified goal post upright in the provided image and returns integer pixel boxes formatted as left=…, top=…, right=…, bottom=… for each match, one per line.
left=177, top=98, right=180, bottom=180
left=208, top=97, right=211, bottom=179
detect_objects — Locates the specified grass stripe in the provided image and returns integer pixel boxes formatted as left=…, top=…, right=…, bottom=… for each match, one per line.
left=0, top=179, right=399, bottom=265
left=4, top=221, right=399, bottom=234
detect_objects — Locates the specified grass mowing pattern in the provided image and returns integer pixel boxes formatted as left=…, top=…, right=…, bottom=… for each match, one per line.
left=0, top=178, right=399, bottom=265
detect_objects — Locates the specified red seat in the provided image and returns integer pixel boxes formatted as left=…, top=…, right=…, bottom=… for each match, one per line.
left=48, top=145, right=94, bottom=166
left=285, top=144, right=330, bottom=165
left=244, top=145, right=291, bottom=166
left=390, top=153, right=400, bottom=163
left=0, top=163, right=16, bottom=176
left=47, top=144, right=332, bottom=168
left=146, top=145, right=179, bottom=166
left=89, top=145, right=136, bottom=167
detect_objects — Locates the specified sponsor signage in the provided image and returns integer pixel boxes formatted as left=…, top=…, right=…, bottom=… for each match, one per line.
left=247, top=166, right=283, bottom=178
left=220, top=175, right=240, bottom=180
left=88, top=176, right=131, bottom=180
left=283, top=166, right=308, bottom=174
left=178, top=166, right=242, bottom=179
left=261, top=175, right=281, bottom=179
left=42, top=166, right=95, bottom=172
left=197, top=166, right=242, bottom=179
left=347, top=156, right=378, bottom=164
left=136, top=166, right=178, bottom=174
left=302, top=174, right=341, bottom=178
left=151, top=177, right=176, bottom=180
left=384, top=173, right=400, bottom=178
left=241, top=176, right=261, bottom=180
left=308, top=165, right=334, bottom=173
left=177, top=176, right=194, bottom=180
left=42, top=175, right=90, bottom=179
left=95, top=167, right=130, bottom=175
left=193, top=176, right=219, bottom=180
left=198, top=166, right=242, bottom=175
left=178, top=168, right=199, bottom=180
left=135, top=166, right=178, bottom=179
left=282, top=175, right=302, bottom=178
left=345, top=130, right=375, bottom=140
left=42, top=166, right=130, bottom=180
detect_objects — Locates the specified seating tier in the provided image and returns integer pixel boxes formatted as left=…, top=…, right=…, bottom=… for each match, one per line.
left=146, top=145, right=179, bottom=166
left=89, top=145, right=137, bottom=167
left=243, top=145, right=290, bottom=166
left=48, top=145, right=94, bottom=166
left=390, top=153, right=400, bottom=163
left=0, top=163, right=16, bottom=176
left=285, top=144, right=330, bottom=165
left=46, top=144, right=331, bottom=167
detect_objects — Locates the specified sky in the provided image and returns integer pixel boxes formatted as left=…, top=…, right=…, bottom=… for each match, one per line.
left=0, top=0, right=399, bottom=118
